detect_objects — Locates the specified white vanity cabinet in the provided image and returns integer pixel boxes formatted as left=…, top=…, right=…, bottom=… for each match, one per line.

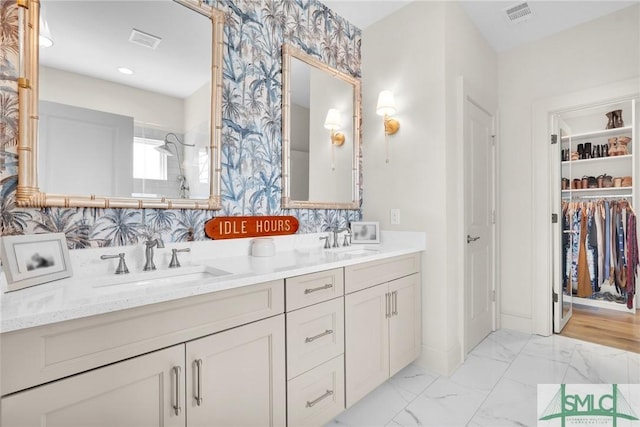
left=344, top=253, right=422, bottom=407
left=0, top=249, right=424, bottom=426
left=1, top=345, right=186, bottom=427
left=0, top=279, right=286, bottom=427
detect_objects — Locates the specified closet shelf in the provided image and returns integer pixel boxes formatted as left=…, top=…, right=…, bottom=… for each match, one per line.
left=560, top=126, right=633, bottom=142
left=561, top=187, right=632, bottom=199
left=561, top=154, right=631, bottom=166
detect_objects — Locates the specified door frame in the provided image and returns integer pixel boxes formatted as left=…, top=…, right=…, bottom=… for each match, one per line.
left=531, top=77, right=639, bottom=336
left=457, top=76, right=499, bottom=358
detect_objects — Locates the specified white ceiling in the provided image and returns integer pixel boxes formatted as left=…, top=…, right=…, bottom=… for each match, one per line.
left=323, top=0, right=638, bottom=53
left=40, top=0, right=638, bottom=100
left=40, top=0, right=211, bottom=99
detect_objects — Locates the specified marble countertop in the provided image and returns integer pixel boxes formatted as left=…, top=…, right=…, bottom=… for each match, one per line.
left=0, top=231, right=425, bottom=333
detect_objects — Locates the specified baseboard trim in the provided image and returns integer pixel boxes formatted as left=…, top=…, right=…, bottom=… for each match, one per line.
left=414, top=342, right=462, bottom=376
left=500, top=313, right=534, bottom=334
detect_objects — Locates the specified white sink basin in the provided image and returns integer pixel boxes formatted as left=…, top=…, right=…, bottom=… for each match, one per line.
left=92, top=265, right=231, bottom=289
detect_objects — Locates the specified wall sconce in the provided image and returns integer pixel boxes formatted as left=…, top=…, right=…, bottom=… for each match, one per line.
left=324, top=108, right=345, bottom=171
left=376, top=90, right=400, bottom=163
left=324, top=108, right=345, bottom=146
left=39, top=15, right=54, bottom=48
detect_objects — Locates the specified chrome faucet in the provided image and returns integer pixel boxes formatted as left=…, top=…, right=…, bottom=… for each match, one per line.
left=331, top=227, right=349, bottom=248
left=143, top=237, right=165, bottom=271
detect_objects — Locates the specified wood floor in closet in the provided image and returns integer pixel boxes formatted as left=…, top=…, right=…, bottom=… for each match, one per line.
left=561, top=304, right=640, bottom=353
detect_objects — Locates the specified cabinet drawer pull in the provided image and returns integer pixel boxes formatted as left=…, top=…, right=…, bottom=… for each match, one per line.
left=304, top=283, right=333, bottom=294
left=172, top=366, right=182, bottom=416
left=306, top=389, right=334, bottom=408
left=305, top=329, right=334, bottom=343
left=195, top=358, right=204, bottom=406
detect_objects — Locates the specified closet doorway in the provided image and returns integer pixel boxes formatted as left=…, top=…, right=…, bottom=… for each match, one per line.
left=551, top=96, right=639, bottom=348
left=463, top=89, right=497, bottom=354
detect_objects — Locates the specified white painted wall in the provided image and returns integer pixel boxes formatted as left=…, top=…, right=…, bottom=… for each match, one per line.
left=498, top=5, right=640, bottom=333
left=40, top=66, right=185, bottom=133
left=362, top=1, right=497, bottom=375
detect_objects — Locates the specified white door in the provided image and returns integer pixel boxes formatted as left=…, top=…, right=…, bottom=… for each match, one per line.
left=39, top=100, right=134, bottom=196
left=185, top=315, right=286, bottom=427
left=552, top=116, right=573, bottom=332
left=1, top=345, right=186, bottom=427
left=464, top=97, right=496, bottom=353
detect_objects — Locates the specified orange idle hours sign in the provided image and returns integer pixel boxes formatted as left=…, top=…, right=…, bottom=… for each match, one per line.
left=205, top=216, right=299, bottom=240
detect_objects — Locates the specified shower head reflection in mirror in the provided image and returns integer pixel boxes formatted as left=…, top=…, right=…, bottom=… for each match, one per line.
left=154, top=133, right=195, bottom=199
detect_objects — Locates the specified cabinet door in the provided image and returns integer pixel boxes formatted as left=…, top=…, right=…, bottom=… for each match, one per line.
left=1, top=345, right=185, bottom=427
left=186, top=315, right=286, bottom=427
left=389, top=274, right=422, bottom=376
left=344, top=283, right=389, bottom=407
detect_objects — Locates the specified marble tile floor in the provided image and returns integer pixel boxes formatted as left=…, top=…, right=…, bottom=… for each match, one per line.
left=325, top=329, right=640, bottom=427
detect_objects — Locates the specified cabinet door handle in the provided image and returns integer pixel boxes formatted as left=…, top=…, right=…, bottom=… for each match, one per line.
left=304, top=283, right=333, bottom=294
left=194, top=359, right=204, bottom=406
left=467, top=234, right=480, bottom=244
left=385, top=292, right=390, bottom=318
left=172, top=366, right=182, bottom=416
left=392, top=291, right=398, bottom=316
left=306, top=389, right=334, bottom=408
left=305, top=329, right=334, bottom=343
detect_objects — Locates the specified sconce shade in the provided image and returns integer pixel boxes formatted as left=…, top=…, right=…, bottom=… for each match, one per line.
left=324, top=108, right=342, bottom=130
left=376, top=90, right=397, bottom=116
left=39, top=16, right=54, bottom=48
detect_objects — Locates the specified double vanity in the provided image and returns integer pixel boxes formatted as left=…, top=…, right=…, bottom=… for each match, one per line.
left=0, top=232, right=424, bottom=426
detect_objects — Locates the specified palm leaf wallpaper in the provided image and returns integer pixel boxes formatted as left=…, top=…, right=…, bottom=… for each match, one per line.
left=0, top=0, right=362, bottom=249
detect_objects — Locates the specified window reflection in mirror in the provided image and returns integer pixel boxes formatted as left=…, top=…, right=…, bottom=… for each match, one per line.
left=37, top=0, right=212, bottom=200
left=282, top=44, right=361, bottom=210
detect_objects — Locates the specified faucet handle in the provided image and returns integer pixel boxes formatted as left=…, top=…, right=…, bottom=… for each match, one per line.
left=343, top=232, right=351, bottom=247
left=319, top=235, right=331, bottom=249
left=100, top=253, right=129, bottom=275
left=169, top=248, right=191, bottom=268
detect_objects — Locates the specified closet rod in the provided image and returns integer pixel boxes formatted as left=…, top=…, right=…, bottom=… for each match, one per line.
left=563, top=194, right=633, bottom=200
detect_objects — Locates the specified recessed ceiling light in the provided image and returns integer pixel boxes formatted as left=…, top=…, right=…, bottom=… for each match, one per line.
left=118, top=67, right=134, bottom=75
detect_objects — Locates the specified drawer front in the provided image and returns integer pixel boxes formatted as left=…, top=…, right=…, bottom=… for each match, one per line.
left=1, top=280, right=284, bottom=396
left=286, top=298, right=344, bottom=380
left=344, top=252, right=421, bottom=294
left=286, top=268, right=344, bottom=311
left=287, top=355, right=345, bottom=427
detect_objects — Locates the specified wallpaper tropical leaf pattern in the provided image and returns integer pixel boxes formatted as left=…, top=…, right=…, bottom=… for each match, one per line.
left=0, top=0, right=362, bottom=249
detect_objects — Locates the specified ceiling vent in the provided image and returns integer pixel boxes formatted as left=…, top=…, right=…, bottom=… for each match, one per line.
left=503, top=2, right=533, bottom=24
left=128, top=28, right=162, bottom=49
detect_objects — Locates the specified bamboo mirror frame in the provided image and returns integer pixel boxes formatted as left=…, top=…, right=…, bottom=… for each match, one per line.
left=16, top=0, right=224, bottom=210
left=281, top=43, right=361, bottom=210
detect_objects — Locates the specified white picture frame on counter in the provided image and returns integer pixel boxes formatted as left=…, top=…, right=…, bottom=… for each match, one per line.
left=1, top=233, right=72, bottom=292
left=350, top=221, right=380, bottom=244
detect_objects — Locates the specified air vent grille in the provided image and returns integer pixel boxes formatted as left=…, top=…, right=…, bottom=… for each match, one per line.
left=128, top=28, right=162, bottom=49
left=504, top=2, right=532, bottom=24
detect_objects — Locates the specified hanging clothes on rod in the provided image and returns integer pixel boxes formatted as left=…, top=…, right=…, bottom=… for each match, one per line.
left=561, top=198, right=638, bottom=309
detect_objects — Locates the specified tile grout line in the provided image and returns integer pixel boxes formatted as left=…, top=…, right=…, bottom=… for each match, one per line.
left=462, top=333, right=536, bottom=426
